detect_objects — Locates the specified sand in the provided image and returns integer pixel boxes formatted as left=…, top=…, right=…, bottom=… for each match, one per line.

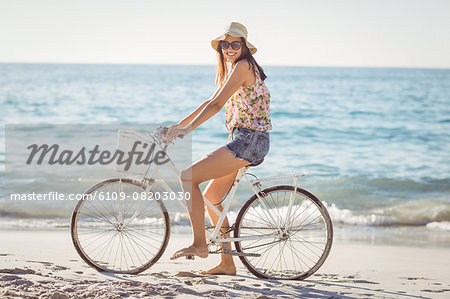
left=1, top=229, right=449, bottom=298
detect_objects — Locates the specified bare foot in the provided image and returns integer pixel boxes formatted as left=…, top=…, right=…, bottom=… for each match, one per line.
left=200, top=263, right=237, bottom=275
left=170, top=245, right=209, bottom=260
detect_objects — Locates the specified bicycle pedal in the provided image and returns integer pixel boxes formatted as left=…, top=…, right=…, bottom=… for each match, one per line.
left=185, top=255, right=195, bottom=260
left=223, top=248, right=261, bottom=257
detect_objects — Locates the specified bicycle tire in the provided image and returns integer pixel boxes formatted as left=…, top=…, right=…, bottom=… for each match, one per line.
left=71, top=178, right=170, bottom=274
left=234, top=185, right=333, bottom=280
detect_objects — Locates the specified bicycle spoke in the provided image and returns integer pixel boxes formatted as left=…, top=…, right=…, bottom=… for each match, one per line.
left=290, top=235, right=326, bottom=254
left=79, top=204, right=115, bottom=226
left=122, top=232, right=145, bottom=267
left=123, top=230, right=160, bottom=258
left=78, top=227, right=117, bottom=243
left=246, top=207, right=277, bottom=228
left=285, top=239, right=307, bottom=272
left=251, top=239, right=280, bottom=271
left=82, top=229, right=117, bottom=251
left=125, top=226, right=165, bottom=246
left=99, top=232, right=120, bottom=265
left=91, top=231, right=120, bottom=262
left=123, top=229, right=154, bottom=262
left=285, top=239, right=304, bottom=273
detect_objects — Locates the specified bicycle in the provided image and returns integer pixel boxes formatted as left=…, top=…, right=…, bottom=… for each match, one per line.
left=71, top=127, right=333, bottom=280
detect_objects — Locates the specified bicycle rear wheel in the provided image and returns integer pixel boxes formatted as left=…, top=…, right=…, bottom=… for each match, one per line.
left=234, top=185, right=333, bottom=280
left=71, top=178, right=170, bottom=274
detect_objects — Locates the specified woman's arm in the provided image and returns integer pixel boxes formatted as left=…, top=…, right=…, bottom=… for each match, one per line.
left=177, top=88, right=221, bottom=127
left=166, top=60, right=252, bottom=142
left=185, top=61, right=252, bottom=131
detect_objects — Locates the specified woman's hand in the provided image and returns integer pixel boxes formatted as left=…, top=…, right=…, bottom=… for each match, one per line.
left=165, top=124, right=189, bottom=143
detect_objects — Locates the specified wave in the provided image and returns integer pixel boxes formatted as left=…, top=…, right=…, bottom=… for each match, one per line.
left=326, top=199, right=450, bottom=227
left=2, top=198, right=450, bottom=229
left=305, top=176, right=450, bottom=212
left=426, top=221, right=450, bottom=231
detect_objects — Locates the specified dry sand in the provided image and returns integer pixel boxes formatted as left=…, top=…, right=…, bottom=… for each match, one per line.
left=1, top=229, right=449, bottom=298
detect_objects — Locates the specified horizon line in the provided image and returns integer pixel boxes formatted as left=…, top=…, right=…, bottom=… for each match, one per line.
left=1, top=61, right=449, bottom=70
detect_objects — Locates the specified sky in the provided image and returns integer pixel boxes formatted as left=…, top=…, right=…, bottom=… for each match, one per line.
left=0, top=0, right=449, bottom=68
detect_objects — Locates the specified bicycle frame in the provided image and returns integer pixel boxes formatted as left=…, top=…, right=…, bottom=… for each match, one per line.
left=136, top=135, right=307, bottom=244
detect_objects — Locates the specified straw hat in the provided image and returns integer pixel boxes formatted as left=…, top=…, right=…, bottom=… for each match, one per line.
left=211, top=22, right=257, bottom=55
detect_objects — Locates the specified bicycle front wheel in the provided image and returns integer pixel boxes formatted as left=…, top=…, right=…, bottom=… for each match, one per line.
left=71, top=178, right=170, bottom=274
left=234, top=185, right=333, bottom=280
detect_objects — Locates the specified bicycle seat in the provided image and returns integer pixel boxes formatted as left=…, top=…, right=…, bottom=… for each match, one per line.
left=248, top=158, right=264, bottom=167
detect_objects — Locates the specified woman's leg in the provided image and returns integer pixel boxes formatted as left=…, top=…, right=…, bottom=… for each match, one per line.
left=170, top=146, right=248, bottom=260
left=200, top=171, right=239, bottom=274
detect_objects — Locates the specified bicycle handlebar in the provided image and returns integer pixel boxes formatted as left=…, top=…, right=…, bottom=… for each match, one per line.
left=153, top=126, right=184, bottom=145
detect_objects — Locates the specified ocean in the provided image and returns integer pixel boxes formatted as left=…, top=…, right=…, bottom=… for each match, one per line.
left=1, top=63, right=449, bottom=247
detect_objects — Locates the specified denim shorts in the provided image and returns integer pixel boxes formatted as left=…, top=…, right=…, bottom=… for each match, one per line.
left=225, top=127, right=270, bottom=164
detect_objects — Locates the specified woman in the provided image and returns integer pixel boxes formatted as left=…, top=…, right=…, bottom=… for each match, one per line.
left=165, top=22, right=271, bottom=275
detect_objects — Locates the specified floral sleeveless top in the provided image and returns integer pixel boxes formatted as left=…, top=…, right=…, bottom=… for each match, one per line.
left=225, top=68, right=272, bottom=132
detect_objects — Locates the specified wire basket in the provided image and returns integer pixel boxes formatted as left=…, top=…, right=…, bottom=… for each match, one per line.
left=114, top=130, right=155, bottom=175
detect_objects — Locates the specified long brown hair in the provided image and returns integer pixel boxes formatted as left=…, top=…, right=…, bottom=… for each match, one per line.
left=215, top=37, right=267, bottom=87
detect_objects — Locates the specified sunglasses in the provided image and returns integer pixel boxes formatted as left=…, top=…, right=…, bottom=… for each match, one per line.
left=220, top=41, right=242, bottom=51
